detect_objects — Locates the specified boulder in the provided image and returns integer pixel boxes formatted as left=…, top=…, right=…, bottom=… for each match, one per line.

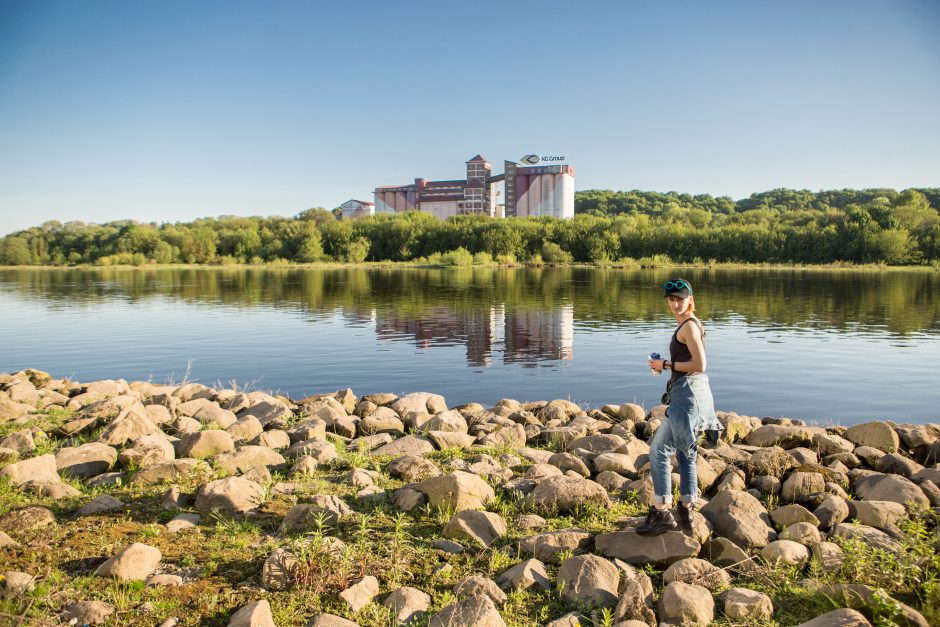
left=595, top=529, right=699, bottom=566
left=382, top=586, right=431, bottom=624
left=812, top=541, right=845, bottom=570
left=387, top=455, right=441, bottom=482
left=61, top=601, right=115, bottom=626
left=177, top=430, right=235, bottom=459
left=417, top=472, right=495, bottom=512
left=662, top=557, right=731, bottom=592
left=226, top=416, right=264, bottom=442
left=261, top=548, right=297, bottom=591
left=700, top=489, right=776, bottom=548
left=517, top=528, right=593, bottom=563
left=746, top=446, right=798, bottom=477
left=844, top=422, right=899, bottom=453
left=830, top=523, right=901, bottom=552
left=118, top=434, right=175, bottom=468
left=56, top=443, right=119, bottom=479
left=796, top=608, right=871, bottom=627
left=781, top=471, right=825, bottom=503
left=443, top=510, right=506, bottom=547
left=95, top=543, right=161, bottom=581
left=228, top=600, right=276, bottom=627
left=721, top=587, right=774, bottom=621
left=305, top=614, right=360, bottom=627
left=191, top=403, right=237, bottom=429
left=428, top=594, right=506, bottom=627
left=98, top=406, right=160, bottom=446
left=770, top=503, right=819, bottom=528
left=745, top=425, right=812, bottom=449
left=657, top=581, right=714, bottom=626
left=77, top=495, right=124, bottom=517
left=340, top=575, right=379, bottom=613
left=281, top=496, right=353, bottom=531
left=374, top=435, right=435, bottom=457
left=0, top=506, right=55, bottom=535
left=214, top=446, right=286, bottom=475
left=875, top=453, right=922, bottom=478
left=779, top=522, right=822, bottom=544
left=496, top=558, right=550, bottom=591
left=0, top=571, right=35, bottom=599
left=0, top=453, right=60, bottom=486
left=853, top=473, right=929, bottom=508
left=453, top=575, right=506, bottom=604
left=132, top=459, right=199, bottom=484
left=761, top=540, right=810, bottom=565
left=849, top=499, right=907, bottom=529
left=195, top=477, right=264, bottom=513
left=557, top=554, right=619, bottom=607
left=527, top=476, right=610, bottom=513
left=238, top=399, right=292, bottom=426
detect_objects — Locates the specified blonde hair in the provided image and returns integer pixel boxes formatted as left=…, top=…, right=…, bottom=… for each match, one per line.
left=688, top=295, right=696, bottom=313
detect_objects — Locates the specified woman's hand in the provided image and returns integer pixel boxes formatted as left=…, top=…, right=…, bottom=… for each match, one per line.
left=648, top=357, right=666, bottom=373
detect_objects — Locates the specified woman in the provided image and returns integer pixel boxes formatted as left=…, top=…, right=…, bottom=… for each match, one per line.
left=636, top=278, right=722, bottom=536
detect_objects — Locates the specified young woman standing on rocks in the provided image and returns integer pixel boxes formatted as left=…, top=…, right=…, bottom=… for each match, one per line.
left=636, top=278, right=722, bottom=536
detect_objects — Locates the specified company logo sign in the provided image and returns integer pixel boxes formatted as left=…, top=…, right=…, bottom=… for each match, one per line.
left=520, top=154, right=566, bottom=165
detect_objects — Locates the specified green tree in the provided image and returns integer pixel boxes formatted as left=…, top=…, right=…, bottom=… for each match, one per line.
left=0, top=237, right=34, bottom=265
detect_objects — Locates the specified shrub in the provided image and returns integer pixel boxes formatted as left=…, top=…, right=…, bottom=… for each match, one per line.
left=472, top=251, right=494, bottom=265
left=441, top=247, right=473, bottom=267
left=541, top=242, right=573, bottom=263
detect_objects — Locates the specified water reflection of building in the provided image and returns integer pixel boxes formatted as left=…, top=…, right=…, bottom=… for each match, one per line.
left=504, top=305, right=574, bottom=365
left=373, top=303, right=573, bottom=367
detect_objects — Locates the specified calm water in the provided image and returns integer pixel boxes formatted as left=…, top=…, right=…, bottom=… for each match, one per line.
left=1, top=267, right=939, bottom=425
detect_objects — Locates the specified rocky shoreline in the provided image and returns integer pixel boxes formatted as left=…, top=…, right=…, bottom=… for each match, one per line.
left=0, top=368, right=938, bottom=626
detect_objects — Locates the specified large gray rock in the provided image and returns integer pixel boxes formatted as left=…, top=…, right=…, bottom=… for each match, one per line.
left=60, top=601, right=115, bottom=626
left=98, top=405, right=160, bottom=446
left=417, top=472, right=495, bottom=512
left=177, top=430, right=235, bottom=459
left=0, top=570, right=35, bottom=599
left=261, top=547, right=297, bottom=591
left=796, top=608, right=871, bottom=627
left=56, top=443, right=118, bottom=478
left=214, top=446, right=286, bottom=475
left=700, top=489, right=776, bottom=548
left=745, top=425, right=812, bottom=449
left=0, top=453, right=59, bottom=486
left=228, top=600, right=276, bottom=627
left=830, top=523, right=901, bottom=552
left=663, top=557, right=731, bottom=592
left=0, top=506, right=55, bottom=535
left=374, top=435, right=436, bottom=457
left=340, top=575, right=379, bottom=613
left=497, top=559, right=550, bottom=591
left=387, top=455, right=441, bottom=482
left=721, top=587, right=773, bottom=621
left=453, top=575, right=506, bottom=604
left=118, top=434, right=174, bottom=468
left=191, top=403, right=237, bottom=429
left=281, top=496, right=353, bottom=531
left=849, top=499, right=907, bottom=529
left=305, top=614, right=360, bottom=627
left=781, top=472, right=825, bottom=502
left=844, top=422, right=899, bottom=453
left=132, top=458, right=199, bottom=484
left=746, top=446, right=798, bottom=478
left=761, top=539, right=810, bottom=565
left=658, top=581, right=714, bottom=626
left=595, top=529, right=700, bottom=566
left=813, top=493, right=850, bottom=529
left=527, top=476, right=610, bottom=513
left=238, top=399, right=292, bottom=427
left=853, top=473, right=929, bottom=508
left=428, top=594, right=506, bottom=627
left=443, top=510, right=506, bottom=547
left=95, top=543, right=161, bottom=581
left=195, top=477, right=264, bottom=513
left=517, top=528, right=593, bottom=563
left=77, top=495, right=124, bottom=517
left=383, top=586, right=431, bottom=624
left=770, top=503, right=819, bottom=528
left=557, top=554, right=619, bottom=607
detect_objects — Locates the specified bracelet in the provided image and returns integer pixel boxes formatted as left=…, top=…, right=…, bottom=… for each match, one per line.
left=665, top=360, right=672, bottom=370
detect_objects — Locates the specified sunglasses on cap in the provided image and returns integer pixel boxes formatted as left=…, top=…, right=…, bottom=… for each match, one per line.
left=663, top=279, right=692, bottom=293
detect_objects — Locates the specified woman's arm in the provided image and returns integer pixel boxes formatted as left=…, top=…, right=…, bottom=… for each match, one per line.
left=672, top=321, right=706, bottom=373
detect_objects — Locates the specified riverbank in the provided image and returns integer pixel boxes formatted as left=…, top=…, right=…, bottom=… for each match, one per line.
left=1, top=368, right=938, bottom=626
left=2, top=259, right=940, bottom=272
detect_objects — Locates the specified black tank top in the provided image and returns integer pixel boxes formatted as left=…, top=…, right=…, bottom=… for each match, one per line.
left=670, top=317, right=704, bottom=383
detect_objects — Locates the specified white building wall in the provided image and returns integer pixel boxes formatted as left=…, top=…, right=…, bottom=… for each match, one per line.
left=559, top=173, right=575, bottom=219
left=419, top=200, right=459, bottom=220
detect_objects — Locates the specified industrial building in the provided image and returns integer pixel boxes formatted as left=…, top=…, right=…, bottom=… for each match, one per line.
left=373, top=155, right=575, bottom=220
left=336, top=199, right=375, bottom=220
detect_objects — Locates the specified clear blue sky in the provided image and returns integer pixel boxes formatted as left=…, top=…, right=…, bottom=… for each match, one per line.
left=1, top=0, right=938, bottom=235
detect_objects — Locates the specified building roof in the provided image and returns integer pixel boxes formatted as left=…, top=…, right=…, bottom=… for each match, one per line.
left=465, top=154, right=489, bottom=163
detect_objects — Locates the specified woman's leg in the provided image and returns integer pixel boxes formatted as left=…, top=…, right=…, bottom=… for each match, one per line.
left=648, top=418, right=675, bottom=506
left=676, top=442, right=699, bottom=505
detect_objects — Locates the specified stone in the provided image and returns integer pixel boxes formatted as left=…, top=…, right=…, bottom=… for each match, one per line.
left=238, top=399, right=292, bottom=427
left=613, top=565, right=656, bottom=625
left=700, top=537, right=754, bottom=571
left=814, top=583, right=929, bottom=627
left=132, top=459, right=199, bottom=485
left=721, top=587, right=773, bottom=621
left=789, top=447, right=818, bottom=465
left=119, top=434, right=175, bottom=468
left=0, top=453, right=59, bottom=486
left=619, top=403, right=645, bottom=422
left=548, top=452, right=591, bottom=477
left=428, top=594, right=507, bottom=627
left=192, top=403, right=238, bottom=429
left=517, top=528, right=594, bottom=563
left=0, top=429, right=34, bottom=455
left=700, top=489, right=776, bottom=548
left=383, top=586, right=431, bottom=624
left=0, top=530, right=17, bottom=547
left=876, top=453, right=923, bottom=478
left=844, top=421, right=899, bottom=453
left=286, top=438, right=338, bottom=462
left=417, top=471, right=495, bottom=512
left=812, top=541, right=845, bottom=570
left=454, top=575, right=507, bottom=604
left=77, top=495, right=124, bottom=517
left=779, top=522, right=822, bottom=544
left=228, top=600, right=276, bottom=627
left=527, top=476, right=610, bottom=513
left=61, top=601, right=115, bottom=625
left=770, top=503, right=819, bottom=528
left=98, top=406, right=160, bottom=446
left=853, top=473, right=929, bottom=508
left=796, top=608, right=872, bottom=627
left=147, top=574, right=183, bottom=587
left=177, top=430, right=235, bottom=459
left=781, top=471, right=825, bottom=502
left=374, top=435, right=436, bottom=457
left=443, top=510, right=506, bottom=547
left=813, top=432, right=856, bottom=456
left=427, top=431, right=476, bottom=449
left=662, top=557, right=731, bottom=592
left=262, top=547, right=297, bottom=590
left=568, top=433, right=626, bottom=453
left=214, top=446, right=286, bottom=475
left=497, top=558, right=550, bottom=591
left=195, top=476, right=264, bottom=513
left=557, top=554, right=619, bottom=607
left=305, top=615, right=360, bottom=627
left=281, top=496, right=353, bottom=531
left=226, top=416, right=264, bottom=442
left=358, top=411, right=405, bottom=436
left=0, top=506, right=55, bottom=535
left=0, top=570, right=35, bottom=599
left=745, top=424, right=812, bottom=449
left=830, top=523, right=901, bottom=552
left=593, top=453, right=636, bottom=475
left=96, top=542, right=162, bottom=581
left=746, top=446, right=798, bottom=477
left=432, top=539, right=464, bottom=554
left=22, top=479, right=80, bottom=498
left=257, top=430, right=291, bottom=449
left=761, top=539, right=810, bottom=565
left=595, top=529, right=699, bottom=566
left=166, top=513, right=201, bottom=532
left=387, top=455, right=441, bottom=482
left=515, top=514, right=546, bottom=531
left=393, top=486, right=427, bottom=511
left=341, top=575, right=379, bottom=613
left=658, top=581, right=714, bottom=626
left=56, top=442, right=120, bottom=478
left=854, top=446, right=886, bottom=466
left=849, top=499, right=907, bottom=529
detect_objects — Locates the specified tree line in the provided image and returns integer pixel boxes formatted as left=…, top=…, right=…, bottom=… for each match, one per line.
left=1, top=188, right=938, bottom=266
